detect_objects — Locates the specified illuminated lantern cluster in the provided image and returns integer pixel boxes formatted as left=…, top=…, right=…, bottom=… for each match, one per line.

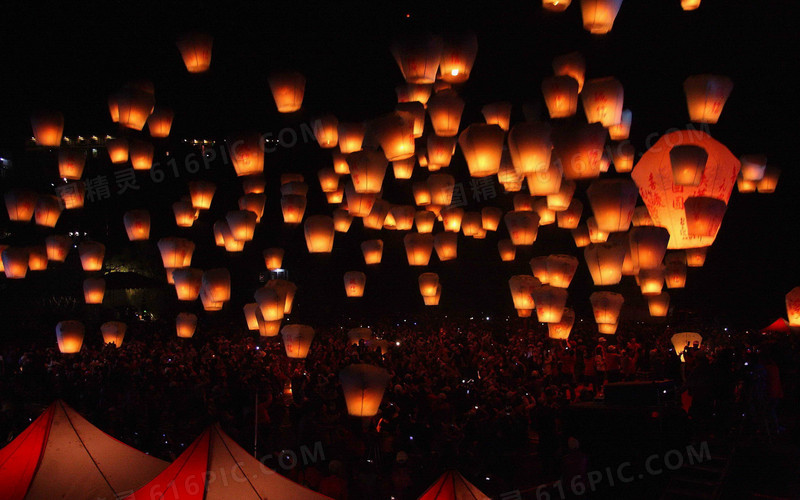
left=268, top=72, right=306, bottom=113
left=340, top=364, right=392, bottom=417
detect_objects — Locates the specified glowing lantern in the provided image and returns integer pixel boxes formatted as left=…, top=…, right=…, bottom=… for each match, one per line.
left=176, top=313, right=198, bottom=338
left=412, top=182, right=432, bottom=206
left=628, top=226, right=670, bottom=272
left=415, top=211, right=436, bottom=233
left=282, top=324, right=316, bottom=358
left=157, top=237, right=192, bottom=269
left=58, top=149, right=86, bottom=180
left=481, top=207, right=503, bottom=231
left=33, top=196, right=61, bottom=227
left=313, top=169, right=339, bottom=195
left=786, top=287, right=800, bottom=327
left=632, top=206, right=654, bottom=227
left=241, top=174, right=266, bottom=194
left=547, top=255, right=579, bottom=288
left=498, top=155, right=524, bottom=188
left=200, top=269, right=230, bottom=305
left=533, top=199, right=556, bottom=226
left=739, top=154, right=767, bottom=182
left=348, top=150, right=388, bottom=193
left=683, top=74, right=733, bottom=124
left=45, top=235, right=71, bottom=262
left=544, top=0, right=572, bottom=10
left=129, top=139, right=154, bottom=170
left=31, top=111, right=64, bottom=146
left=176, top=33, right=212, bottom=72
left=105, top=138, right=129, bottom=164
left=101, top=321, right=126, bottom=347
left=554, top=123, right=607, bottom=180
left=612, top=143, right=635, bottom=173
left=459, top=124, right=504, bottom=177
left=173, top=201, right=196, bottom=228
left=344, top=271, right=366, bottom=297
left=267, top=279, right=297, bottom=314
left=255, top=287, right=285, bottom=321
left=310, top=114, right=338, bottom=149
left=263, top=248, right=284, bottom=271
left=396, top=83, right=433, bottom=105
left=457, top=212, right=478, bottom=236
left=590, top=291, right=624, bottom=325
left=528, top=256, right=549, bottom=284
left=302, top=215, right=334, bottom=253
left=441, top=207, right=464, bottom=232
left=418, top=273, right=441, bottom=297
left=586, top=179, right=638, bottom=233
left=586, top=217, right=609, bottom=243
left=2, top=248, right=27, bottom=278
left=83, top=278, right=105, bottom=304
left=391, top=34, right=442, bottom=84
left=438, top=32, right=478, bottom=83
left=581, top=77, right=624, bottom=127
left=359, top=239, right=382, bottom=265
left=509, top=275, right=539, bottom=315
left=172, top=268, right=203, bottom=301
left=542, top=76, right=579, bottom=119
left=434, top=232, right=458, bottom=261
left=427, top=90, right=464, bottom=137
left=117, top=87, right=154, bottom=131
left=188, top=181, right=216, bottom=210
left=584, top=242, right=625, bottom=285
left=648, top=292, right=670, bottom=317
left=548, top=308, right=575, bottom=339
left=56, top=321, right=84, bottom=353
left=340, top=364, right=391, bottom=417
left=669, top=145, right=708, bottom=186
left=665, top=261, right=687, bottom=289
left=638, top=267, right=664, bottom=295
left=505, top=211, right=540, bottom=246
left=533, top=286, right=568, bottom=323
left=684, top=196, right=726, bottom=238
left=547, top=180, right=576, bottom=212
left=557, top=199, right=583, bottom=229
left=491, top=240, right=514, bottom=263
left=598, top=323, right=618, bottom=335
left=427, top=135, right=457, bottom=169
left=78, top=241, right=104, bottom=271
left=404, top=233, right=434, bottom=266
left=221, top=223, right=245, bottom=252
left=268, top=71, right=305, bottom=113
left=147, top=107, right=174, bottom=138
left=580, top=0, right=623, bottom=34
left=390, top=205, right=415, bottom=231
left=396, top=101, right=425, bottom=138
left=527, top=160, right=564, bottom=196
left=671, top=332, right=702, bottom=360
left=326, top=183, right=345, bottom=204
left=609, top=109, right=632, bottom=141
left=571, top=225, right=591, bottom=247
left=258, top=319, right=283, bottom=338
left=329, top=209, right=352, bottom=233
left=737, top=174, right=757, bottom=193
left=508, top=122, right=553, bottom=175
left=227, top=132, right=264, bottom=176
left=281, top=195, right=307, bottom=224
left=27, top=246, right=48, bottom=271
left=757, top=166, right=780, bottom=193
left=338, top=122, right=366, bottom=154
left=224, top=210, right=256, bottom=242
left=481, top=102, right=512, bottom=131
left=553, top=51, right=585, bottom=92
left=392, top=158, right=415, bottom=180
left=243, top=304, right=260, bottom=330
left=369, top=113, right=415, bottom=161
left=684, top=247, right=707, bottom=267
left=237, top=195, right=266, bottom=224
left=682, top=0, right=701, bottom=9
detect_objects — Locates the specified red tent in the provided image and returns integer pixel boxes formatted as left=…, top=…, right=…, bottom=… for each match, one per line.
left=417, top=470, right=490, bottom=500
left=124, top=424, right=332, bottom=499
left=761, top=318, right=791, bottom=334
left=0, top=400, right=168, bottom=500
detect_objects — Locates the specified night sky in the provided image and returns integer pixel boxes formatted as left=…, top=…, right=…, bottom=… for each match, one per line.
left=1, top=1, right=799, bottom=335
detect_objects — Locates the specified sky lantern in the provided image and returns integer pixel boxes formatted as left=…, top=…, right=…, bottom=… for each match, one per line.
left=2, top=247, right=28, bottom=278
left=396, top=83, right=433, bottom=105
left=629, top=226, right=670, bottom=272
left=173, top=201, right=196, bottom=228
left=123, top=210, right=151, bottom=242
left=281, top=194, right=307, bottom=223
left=684, top=246, right=708, bottom=267
left=586, top=179, right=638, bottom=233
left=172, top=268, right=203, bottom=301
left=571, top=225, right=592, bottom=248
left=683, top=74, right=733, bottom=124
left=56, top=321, right=84, bottom=354
left=106, top=138, right=129, bottom=164
left=441, top=206, right=464, bottom=232
left=608, top=109, right=632, bottom=140
left=548, top=308, right=575, bottom=340
left=632, top=130, right=739, bottom=249
left=547, top=180, right=576, bottom=212
left=670, top=145, right=708, bottom=186
left=516, top=194, right=537, bottom=211
left=671, top=332, right=703, bottom=361
left=203, top=268, right=231, bottom=303
left=543, top=0, right=572, bottom=11
left=34, top=195, right=62, bottom=227
left=419, top=272, right=440, bottom=298
left=509, top=275, right=539, bottom=316
left=241, top=174, right=266, bottom=194
left=200, top=285, right=222, bottom=313
left=27, top=246, right=48, bottom=271
left=176, top=32, right=213, bottom=72
left=281, top=324, right=315, bottom=358
left=332, top=151, right=351, bottom=174
left=176, top=313, right=198, bottom=338
left=584, top=242, right=626, bottom=285
left=147, top=107, right=174, bottom=138
left=553, top=51, right=585, bottom=92
left=227, top=132, right=264, bottom=176
left=129, top=139, right=154, bottom=170
left=117, top=87, right=155, bottom=130
left=404, top=233, right=434, bottom=266
left=45, top=235, right=71, bottom=262
left=304, top=215, right=335, bottom=253
left=438, top=32, right=478, bottom=83
left=581, top=77, right=624, bottom=128
left=368, top=113, right=415, bottom=161
left=338, top=122, right=366, bottom=154
left=739, top=154, right=767, bottom=182
left=31, top=110, right=64, bottom=146
left=107, top=92, right=120, bottom=122
left=427, top=134, right=457, bottom=169
left=665, top=260, right=687, bottom=288
left=481, top=206, right=503, bottom=231
left=58, top=149, right=86, bottom=180
left=213, top=221, right=227, bottom=246
left=638, top=267, right=665, bottom=295
left=280, top=180, right=308, bottom=196
left=598, top=323, right=618, bottom=335
left=348, top=150, right=388, bottom=193
left=268, top=71, right=305, bottom=113
left=340, top=364, right=391, bottom=417
left=526, top=159, right=563, bottom=196
left=243, top=303, right=260, bottom=330
left=554, top=123, right=607, bottom=180
left=312, top=114, right=339, bottom=148
left=363, top=199, right=390, bottom=230
left=226, top=210, right=257, bottom=241
left=427, top=90, right=464, bottom=137
left=360, top=239, right=383, bottom=265
left=434, top=232, right=458, bottom=261
left=786, top=287, right=800, bottom=327
left=188, top=180, right=216, bottom=210
left=505, top=211, right=540, bottom=245
left=459, top=124, right=504, bottom=177
left=83, top=277, right=105, bottom=304
left=390, top=205, right=416, bottom=230
left=78, top=241, right=105, bottom=271
left=392, top=158, right=415, bottom=180
left=156, top=238, right=193, bottom=268
left=332, top=208, right=353, bottom=233
left=100, top=321, right=126, bottom=347
left=415, top=211, right=436, bottom=233
left=542, top=75, right=579, bottom=119
left=580, top=0, right=623, bottom=34
left=533, top=198, right=556, bottom=225
left=737, top=173, right=757, bottom=193
left=263, top=248, right=284, bottom=271
left=497, top=239, right=516, bottom=262
left=533, top=286, right=568, bottom=323
left=345, top=186, right=377, bottom=218
left=326, top=182, right=345, bottom=204
left=529, top=256, right=550, bottom=284
left=647, top=292, right=670, bottom=317
left=396, top=101, right=426, bottom=138
left=557, top=199, right=583, bottom=229
left=412, top=182, right=432, bottom=206
left=612, top=143, right=635, bottom=173
left=498, top=155, right=524, bottom=190
left=757, top=166, right=780, bottom=193
left=546, top=255, right=579, bottom=288
left=590, top=291, right=624, bottom=325
left=220, top=222, right=244, bottom=252
left=255, top=286, right=285, bottom=321
left=343, top=271, right=366, bottom=297
left=632, top=206, right=654, bottom=227
left=481, top=101, right=512, bottom=131
left=587, top=217, right=609, bottom=243
left=684, top=196, right=727, bottom=238
left=508, top=122, right=553, bottom=175
left=266, top=278, right=297, bottom=314
left=391, top=33, right=442, bottom=84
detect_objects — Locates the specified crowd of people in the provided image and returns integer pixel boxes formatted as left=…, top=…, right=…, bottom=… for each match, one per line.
left=0, top=314, right=797, bottom=499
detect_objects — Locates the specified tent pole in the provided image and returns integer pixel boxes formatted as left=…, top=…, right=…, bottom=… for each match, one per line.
left=254, top=391, right=258, bottom=458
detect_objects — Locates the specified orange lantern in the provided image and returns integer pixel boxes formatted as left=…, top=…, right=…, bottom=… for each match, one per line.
left=338, top=122, right=366, bottom=154
left=344, top=271, right=367, bottom=297
left=404, top=233, right=434, bottom=266
left=509, top=275, right=539, bottom=315
left=172, top=268, right=203, bottom=300
left=598, top=323, right=618, bottom=335
left=317, top=168, right=340, bottom=193
left=554, top=123, right=607, bottom=180
left=27, top=246, right=48, bottom=271
left=581, top=77, right=624, bottom=127
left=438, top=32, right=478, bottom=83
left=173, top=201, right=196, bottom=228
left=580, top=0, right=623, bottom=34
left=31, top=111, right=64, bottom=146
left=347, top=327, right=373, bottom=345
left=553, top=51, right=585, bottom=92
left=120, top=208, right=151, bottom=241
left=460, top=212, right=481, bottom=237
left=361, top=239, right=384, bottom=265
left=396, top=101, right=426, bottom=138
left=226, top=210, right=257, bottom=241
left=281, top=195, right=307, bottom=224
left=587, top=217, right=608, bottom=243
left=670, top=145, right=708, bottom=186
left=391, top=34, right=443, bottom=84
left=157, top=237, right=193, bottom=268
left=424, top=286, right=442, bottom=305
left=56, top=320, right=84, bottom=353
left=332, top=151, right=350, bottom=174
left=241, top=174, right=266, bottom=194
left=684, top=196, right=727, bottom=238
left=78, top=241, right=105, bottom=271
left=533, top=198, right=556, bottom=226
left=147, top=107, right=174, bottom=138
left=176, top=313, right=198, bottom=338
left=584, top=242, right=626, bottom=285
left=34, top=195, right=62, bottom=227
left=526, top=159, right=564, bottom=196
left=304, top=215, right=335, bottom=253
left=419, top=272, right=440, bottom=297
left=458, top=124, right=505, bottom=177
left=648, top=293, right=670, bottom=317
left=45, top=235, right=71, bottom=262
left=504, top=211, right=540, bottom=245
left=426, top=134, right=457, bottom=168
left=571, top=225, right=591, bottom=248
left=739, top=154, right=767, bottom=182
left=268, top=71, right=306, bottom=113
left=106, top=138, right=129, bottom=164
left=117, top=87, right=155, bottom=131
left=628, top=226, right=670, bottom=272
left=227, top=132, right=264, bottom=176
left=412, top=182, right=432, bottom=206
left=243, top=303, right=260, bottom=331
left=333, top=208, right=354, bottom=232
left=498, top=239, right=516, bottom=261
left=83, top=277, right=106, bottom=304
left=280, top=180, right=308, bottom=196
left=682, top=0, right=701, bottom=10
left=2, top=247, right=28, bottom=278
left=548, top=308, right=575, bottom=339
left=395, top=83, right=433, bottom=105
left=212, top=221, right=226, bottom=246
left=612, top=143, right=635, bottom=173
left=685, top=247, right=708, bottom=267
left=202, top=268, right=231, bottom=303
left=415, top=210, right=436, bottom=233
left=608, top=109, right=632, bottom=141
left=390, top=205, right=415, bottom=230
left=427, top=90, right=464, bottom=137
left=176, top=33, right=213, bottom=72
left=557, top=199, right=583, bottom=229
left=326, top=183, right=345, bottom=204
left=542, top=75, right=579, bottom=119
left=58, top=149, right=86, bottom=180
left=632, top=206, right=654, bottom=227
left=441, top=206, right=464, bottom=232
left=348, top=150, right=388, bottom=193
left=543, top=0, right=572, bottom=10
left=529, top=256, right=550, bottom=284
left=683, top=74, right=733, bottom=124
left=392, top=158, right=415, bottom=180
left=757, top=166, right=780, bottom=193
left=263, top=248, right=284, bottom=271
left=481, top=207, right=503, bottom=231
left=189, top=180, right=216, bottom=210
left=108, top=93, right=120, bottom=122
left=586, top=179, right=638, bottom=233
left=639, top=267, right=665, bottom=295
left=238, top=194, right=266, bottom=223
left=434, top=232, right=458, bottom=261
left=340, top=364, right=391, bottom=417
left=312, top=114, right=339, bottom=149
left=200, top=287, right=223, bottom=312
left=508, top=122, right=553, bottom=175
left=255, top=286, right=285, bottom=321
left=368, top=113, right=415, bottom=161
left=481, top=102, right=512, bottom=131
left=282, top=325, right=316, bottom=359
left=533, top=286, right=568, bottom=323
left=737, top=173, right=757, bottom=193
left=547, top=180, right=576, bottom=212
left=101, top=321, right=126, bottom=347
left=130, top=139, right=154, bottom=170
left=590, top=291, right=624, bottom=325
left=786, top=287, right=800, bottom=327
left=546, top=255, right=579, bottom=288
left=665, top=261, right=687, bottom=289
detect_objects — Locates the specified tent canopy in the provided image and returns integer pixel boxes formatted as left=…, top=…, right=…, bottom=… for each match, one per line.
left=761, top=318, right=791, bottom=334
left=417, top=470, right=491, bottom=500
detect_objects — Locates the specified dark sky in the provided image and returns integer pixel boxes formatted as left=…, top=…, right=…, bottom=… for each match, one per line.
left=1, top=0, right=799, bottom=331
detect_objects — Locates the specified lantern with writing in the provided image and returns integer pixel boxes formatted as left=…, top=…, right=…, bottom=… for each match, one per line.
left=542, top=76, right=579, bottom=119
left=439, top=32, right=477, bottom=83
left=58, top=149, right=86, bottom=180
left=281, top=195, right=307, bottom=224
left=441, top=207, right=464, bottom=233
left=665, top=259, right=687, bottom=289
left=83, top=278, right=105, bottom=304
left=343, top=271, right=366, bottom=297
left=45, top=235, right=71, bottom=262
left=590, top=291, right=624, bottom=326
left=509, top=275, right=540, bottom=317
left=56, top=320, right=84, bottom=353
left=548, top=308, right=575, bottom=340
left=683, top=74, right=733, bottom=124
left=581, top=77, right=624, bottom=128
left=348, top=150, right=388, bottom=193
left=546, top=255, right=579, bottom=288
left=268, top=72, right=305, bottom=113
left=255, top=286, right=285, bottom=321
left=33, top=196, right=62, bottom=228
left=202, top=268, right=230, bottom=303
left=340, top=364, right=391, bottom=417
left=282, top=324, right=316, bottom=359
left=391, top=34, right=442, bottom=84
left=685, top=196, right=727, bottom=238
left=508, top=122, right=553, bottom=175
left=227, top=132, right=264, bottom=176
left=554, top=123, right=607, bottom=180
left=505, top=211, right=540, bottom=246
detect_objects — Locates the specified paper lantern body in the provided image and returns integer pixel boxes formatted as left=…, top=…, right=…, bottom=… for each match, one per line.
left=683, top=74, right=733, bottom=124
left=508, top=122, right=553, bottom=175
left=403, top=233, right=434, bottom=266
left=56, top=320, right=84, bottom=353
left=100, top=321, right=127, bottom=347
left=361, top=240, right=384, bottom=264
left=391, top=34, right=443, bottom=84
left=590, top=291, right=624, bottom=325
left=427, top=90, right=464, bottom=137
left=581, top=77, right=624, bottom=127
left=176, top=33, right=212, bottom=72
left=533, top=286, right=568, bottom=323
left=173, top=268, right=203, bottom=301
left=439, top=32, right=477, bottom=83
left=83, top=278, right=106, bottom=304
left=344, top=271, right=366, bottom=297
left=340, top=364, right=391, bottom=417
left=268, top=72, right=305, bottom=113
left=227, top=133, right=265, bottom=176
left=263, top=248, right=285, bottom=270
left=553, top=51, right=585, bottom=92
left=648, top=293, right=670, bottom=317
left=148, top=107, right=174, bottom=137
left=542, top=76, right=579, bottom=119
left=505, top=211, right=540, bottom=246
left=282, top=325, right=316, bottom=358
left=580, top=0, right=623, bottom=34
left=58, top=149, right=86, bottom=179
left=78, top=241, right=105, bottom=271
left=498, top=239, right=516, bottom=261
left=31, top=111, right=64, bottom=146
left=584, top=242, right=626, bottom=285
left=45, top=235, right=71, bottom=262
left=176, top=313, right=198, bottom=338
left=548, top=308, right=575, bottom=339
